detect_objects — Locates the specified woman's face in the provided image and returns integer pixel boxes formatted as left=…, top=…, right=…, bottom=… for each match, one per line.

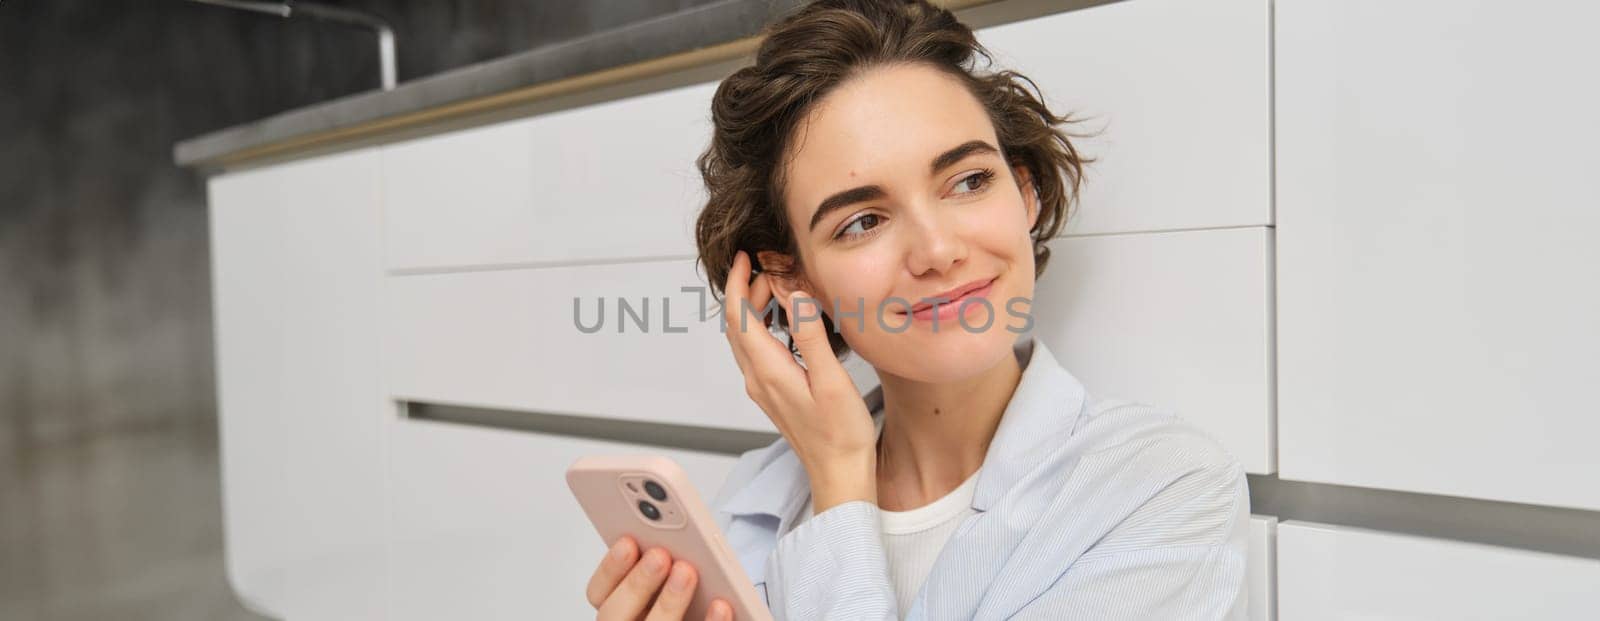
left=761, top=62, right=1039, bottom=384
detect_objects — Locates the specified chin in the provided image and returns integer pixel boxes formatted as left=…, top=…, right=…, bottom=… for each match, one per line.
left=853, top=326, right=1018, bottom=384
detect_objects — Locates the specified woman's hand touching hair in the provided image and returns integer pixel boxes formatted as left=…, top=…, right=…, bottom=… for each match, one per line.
left=722, top=250, right=878, bottom=513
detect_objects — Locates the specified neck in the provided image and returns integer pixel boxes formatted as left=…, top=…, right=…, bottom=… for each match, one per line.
left=873, top=346, right=1023, bottom=511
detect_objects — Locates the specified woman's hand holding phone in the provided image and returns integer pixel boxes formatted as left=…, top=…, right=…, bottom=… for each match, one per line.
left=722, top=250, right=879, bottom=514
left=586, top=534, right=734, bottom=621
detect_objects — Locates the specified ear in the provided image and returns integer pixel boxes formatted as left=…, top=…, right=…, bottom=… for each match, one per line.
left=755, top=250, right=805, bottom=302
left=1013, top=164, right=1040, bottom=230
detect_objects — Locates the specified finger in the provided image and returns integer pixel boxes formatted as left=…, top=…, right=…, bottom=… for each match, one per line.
left=596, top=547, right=673, bottom=621
left=722, top=251, right=763, bottom=336
left=586, top=536, right=639, bottom=609
left=735, top=274, right=784, bottom=377
left=725, top=252, right=781, bottom=340
left=749, top=273, right=776, bottom=329
left=785, top=290, right=856, bottom=396
left=704, top=599, right=734, bottom=621
left=729, top=276, right=809, bottom=392
left=721, top=251, right=756, bottom=373
left=643, top=561, right=698, bottom=621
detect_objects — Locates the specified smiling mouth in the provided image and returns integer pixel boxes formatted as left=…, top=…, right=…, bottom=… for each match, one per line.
left=899, top=277, right=997, bottom=317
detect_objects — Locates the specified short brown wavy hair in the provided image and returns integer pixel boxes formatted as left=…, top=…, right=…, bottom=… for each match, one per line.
left=695, top=0, right=1092, bottom=361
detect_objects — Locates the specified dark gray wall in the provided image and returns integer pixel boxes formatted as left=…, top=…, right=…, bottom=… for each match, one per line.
left=0, top=0, right=722, bottom=618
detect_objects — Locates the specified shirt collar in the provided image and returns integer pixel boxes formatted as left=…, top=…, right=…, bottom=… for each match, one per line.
left=715, top=337, right=1088, bottom=529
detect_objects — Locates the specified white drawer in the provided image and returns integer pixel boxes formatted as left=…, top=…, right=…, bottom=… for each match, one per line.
left=980, top=0, right=1271, bottom=235
left=1033, top=227, right=1275, bottom=474
left=381, top=81, right=717, bottom=272
left=1278, top=521, right=1600, bottom=620
left=384, top=420, right=739, bottom=620
left=1276, top=0, right=1600, bottom=510
left=382, top=259, right=778, bottom=433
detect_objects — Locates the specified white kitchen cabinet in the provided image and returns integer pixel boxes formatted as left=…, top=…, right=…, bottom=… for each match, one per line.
left=384, top=420, right=738, bottom=620
left=382, top=0, right=1273, bottom=276
left=980, top=0, right=1271, bottom=236
left=208, top=148, right=389, bottom=619
left=383, top=258, right=777, bottom=433
left=1278, top=521, right=1600, bottom=620
left=380, top=81, right=718, bottom=273
left=1034, top=227, right=1275, bottom=474
left=1276, top=0, right=1600, bottom=510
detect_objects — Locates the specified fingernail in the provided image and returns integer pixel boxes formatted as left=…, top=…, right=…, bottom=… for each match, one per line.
left=711, top=602, right=731, bottom=621
left=667, top=563, right=692, bottom=592
left=610, top=539, right=629, bottom=561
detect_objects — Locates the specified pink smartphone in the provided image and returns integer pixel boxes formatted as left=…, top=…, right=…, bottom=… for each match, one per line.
left=566, top=454, right=772, bottom=621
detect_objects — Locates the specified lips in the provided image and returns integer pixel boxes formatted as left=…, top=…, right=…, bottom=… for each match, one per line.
left=905, top=277, right=996, bottom=313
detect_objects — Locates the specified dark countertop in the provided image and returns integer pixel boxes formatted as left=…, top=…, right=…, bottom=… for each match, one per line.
left=174, top=0, right=802, bottom=168
left=173, top=0, right=1099, bottom=170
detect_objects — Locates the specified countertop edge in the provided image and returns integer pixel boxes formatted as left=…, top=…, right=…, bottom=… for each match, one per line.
left=172, top=0, right=1101, bottom=171
left=173, top=0, right=799, bottom=169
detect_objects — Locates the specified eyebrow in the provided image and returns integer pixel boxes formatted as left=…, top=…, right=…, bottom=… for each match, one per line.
left=807, top=139, right=1002, bottom=233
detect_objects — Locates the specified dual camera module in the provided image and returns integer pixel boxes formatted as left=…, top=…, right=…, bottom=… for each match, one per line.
left=636, top=479, right=669, bottom=521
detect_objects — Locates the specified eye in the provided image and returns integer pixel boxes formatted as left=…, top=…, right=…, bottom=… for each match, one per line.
left=953, top=169, right=998, bottom=195
left=835, top=213, right=883, bottom=242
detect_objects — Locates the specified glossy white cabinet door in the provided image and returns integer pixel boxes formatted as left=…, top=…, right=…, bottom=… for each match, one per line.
left=381, top=81, right=716, bottom=272
left=1276, top=0, right=1600, bottom=510
left=208, top=148, right=389, bottom=619
left=1278, top=521, right=1600, bottom=620
left=1248, top=516, right=1277, bottom=621
left=383, top=259, right=777, bottom=433
left=980, top=0, right=1271, bottom=235
left=1034, top=228, right=1275, bottom=474
left=385, top=420, right=738, bottom=620
left=209, top=166, right=294, bottom=617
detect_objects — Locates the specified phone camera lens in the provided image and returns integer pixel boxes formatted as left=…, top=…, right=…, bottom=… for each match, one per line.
left=643, top=480, right=668, bottom=502
left=638, top=500, right=661, bottom=521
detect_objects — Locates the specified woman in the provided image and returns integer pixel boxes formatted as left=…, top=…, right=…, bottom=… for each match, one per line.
left=584, top=1, right=1250, bottom=619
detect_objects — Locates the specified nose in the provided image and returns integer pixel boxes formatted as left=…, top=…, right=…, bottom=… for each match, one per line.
left=903, top=205, right=968, bottom=277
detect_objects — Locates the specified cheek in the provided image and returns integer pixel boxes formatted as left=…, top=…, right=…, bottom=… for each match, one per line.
left=968, top=195, right=1034, bottom=250
left=812, top=253, right=898, bottom=313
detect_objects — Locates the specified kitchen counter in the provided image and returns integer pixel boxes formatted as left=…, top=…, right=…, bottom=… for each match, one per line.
left=171, top=0, right=1105, bottom=170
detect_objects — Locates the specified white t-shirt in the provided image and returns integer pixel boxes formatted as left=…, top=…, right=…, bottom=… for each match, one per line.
left=796, top=416, right=982, bottom=617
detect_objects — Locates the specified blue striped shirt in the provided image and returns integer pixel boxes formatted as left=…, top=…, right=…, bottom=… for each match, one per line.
left=711, top=337, right=1251, bottom=620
